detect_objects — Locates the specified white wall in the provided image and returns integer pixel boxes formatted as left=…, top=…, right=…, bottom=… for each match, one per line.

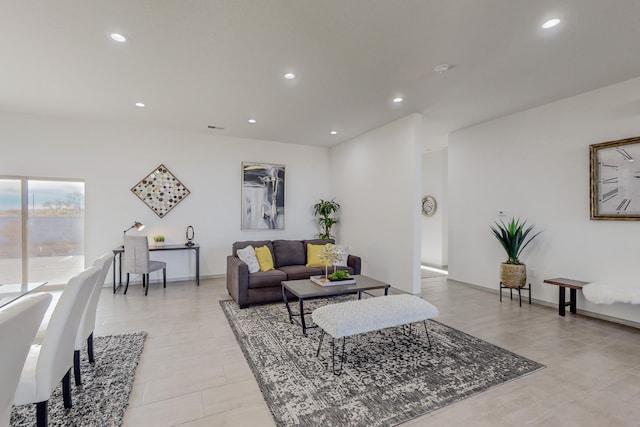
left=421, top=148, right=448, bottom=267
left=329, top=114, right=422, bottom=294
left=449, top=76, right=640, bottom=324
left=0, top=111, right=330, bottom=283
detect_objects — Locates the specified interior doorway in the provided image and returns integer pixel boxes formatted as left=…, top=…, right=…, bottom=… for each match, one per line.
left=421, top=148, right=448, bottom=273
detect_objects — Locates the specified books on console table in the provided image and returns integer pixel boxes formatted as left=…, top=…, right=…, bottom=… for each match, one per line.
left=310, top=275, right=356, bottom=286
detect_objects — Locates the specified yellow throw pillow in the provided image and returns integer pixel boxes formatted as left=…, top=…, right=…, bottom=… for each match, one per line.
left=306, top=244, right=328, bottom=267
left=254, top=245, right=274, bottom=272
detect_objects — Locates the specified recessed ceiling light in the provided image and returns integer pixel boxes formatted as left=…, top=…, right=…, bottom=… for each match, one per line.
left=110, top=33, right=127, bottom=43
left=135, top=102, right=145, bottom=108
left=248, top=118, right=257, bottom=124
left=284, top=73, right=296, bottom=80
left=330, top=130, right=338, bottom=135
left=541, top=18, right=561, bottom=29
left=393, top=97, right=404, bottom=103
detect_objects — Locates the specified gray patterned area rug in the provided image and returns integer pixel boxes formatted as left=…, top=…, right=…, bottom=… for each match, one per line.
left=221, top=299, right=544, bottom=427
left=10, top=332, right=146, bottom=427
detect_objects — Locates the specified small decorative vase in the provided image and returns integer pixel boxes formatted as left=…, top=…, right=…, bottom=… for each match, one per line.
left=500, top=263, right=526, bottom=288
left=154, top=241, right=165, bottom=247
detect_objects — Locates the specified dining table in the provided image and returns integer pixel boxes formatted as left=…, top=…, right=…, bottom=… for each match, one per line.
left=0, top=282, right=48, bottom=309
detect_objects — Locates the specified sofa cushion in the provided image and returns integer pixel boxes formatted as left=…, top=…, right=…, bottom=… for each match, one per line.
left=333, top=245, right=349, bottom=267
left=279, top=265, right=325, bottom=281
left=272, top=240, right=305, bottom=268
left=306, top=243, right=329, bottom=267
left=303, top=238, right=334, bottom=246
left=248, top=269, right=287, bottom=289
left=237, top=245, right=260, bottom=273
left=302, top=239, right=334, bottom=257
left=232, top=240, right=273, bottom=257
left=255, top=245, right=275, bottom=271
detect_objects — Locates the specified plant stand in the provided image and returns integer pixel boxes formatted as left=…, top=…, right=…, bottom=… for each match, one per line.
left=499, top=282, right=531, bottom=307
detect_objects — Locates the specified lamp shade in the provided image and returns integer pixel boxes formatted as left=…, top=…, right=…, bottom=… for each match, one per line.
left=123, top=221, right=145, bottom=234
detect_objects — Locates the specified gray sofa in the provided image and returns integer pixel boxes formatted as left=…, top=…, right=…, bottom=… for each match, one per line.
left=226, top=238, right=361, bottom=308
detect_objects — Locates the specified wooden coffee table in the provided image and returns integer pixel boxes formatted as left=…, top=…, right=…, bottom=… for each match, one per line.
left=543, top=277, right=589, bottom=316
left=281, top=275, right=390, bottom=336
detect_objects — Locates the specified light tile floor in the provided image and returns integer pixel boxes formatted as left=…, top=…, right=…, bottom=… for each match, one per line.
left=92, top=276, right=640, bottom=426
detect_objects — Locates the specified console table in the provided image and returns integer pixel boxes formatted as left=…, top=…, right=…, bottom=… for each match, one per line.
left=112, top=244, right=200, bottom=294
left=543, top=277, right=588, bottom=316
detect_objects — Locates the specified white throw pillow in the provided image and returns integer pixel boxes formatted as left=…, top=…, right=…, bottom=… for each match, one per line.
left=333, top=245, right=349, bottom=267
left=237, top=245, right=260, bottom=273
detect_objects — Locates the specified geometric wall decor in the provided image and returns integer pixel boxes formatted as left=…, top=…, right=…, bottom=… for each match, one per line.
left=131, top=164, right=191, bottom=218
left=241, top=162, right=285, bottom=230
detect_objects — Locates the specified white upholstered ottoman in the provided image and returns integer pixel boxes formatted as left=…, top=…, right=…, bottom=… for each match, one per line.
left=311, top=294, right=439, bottom=374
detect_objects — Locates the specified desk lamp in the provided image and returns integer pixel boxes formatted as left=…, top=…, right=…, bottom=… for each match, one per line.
left=123, top=221, right=145, bottom=235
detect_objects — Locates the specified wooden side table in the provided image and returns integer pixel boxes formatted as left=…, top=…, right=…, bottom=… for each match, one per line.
left=543, top=277, right=589, bottom=316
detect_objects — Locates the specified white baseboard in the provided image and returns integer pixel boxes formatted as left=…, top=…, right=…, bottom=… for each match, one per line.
left=446, top=278, right=640, bottom=330
left=105, top=273, right=224, bottom=287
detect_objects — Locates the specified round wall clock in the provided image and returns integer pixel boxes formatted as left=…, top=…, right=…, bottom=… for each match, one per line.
left=422, top=196, right=437, bottom=216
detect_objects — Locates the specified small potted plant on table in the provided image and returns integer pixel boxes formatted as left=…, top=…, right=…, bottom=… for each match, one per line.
left=328, top=269, right=351, bottom=281
left=153, top=235, right=165, bottom=247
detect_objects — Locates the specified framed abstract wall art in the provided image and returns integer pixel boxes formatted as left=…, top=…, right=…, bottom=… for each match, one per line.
left=241, top=162, right=285, bottom=229
left=590, top=136, right=640, bottom=220
left=131, top=164, right=191, bottom=218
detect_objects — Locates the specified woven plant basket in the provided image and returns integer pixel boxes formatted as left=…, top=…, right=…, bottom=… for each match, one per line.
left=500, top=263, right=527, bottom=288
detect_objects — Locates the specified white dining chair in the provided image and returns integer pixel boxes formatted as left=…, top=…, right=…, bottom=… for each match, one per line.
left=0, top=293, right=52, bottom=427
left=13, top=266, right=100, bottom=427
left=73, top=252, right=113, bottom=386
left=123, top=235, right=166, bottom=296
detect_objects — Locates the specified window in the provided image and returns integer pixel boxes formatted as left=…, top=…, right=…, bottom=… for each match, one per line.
left=0, top=177, right=84, bottom=285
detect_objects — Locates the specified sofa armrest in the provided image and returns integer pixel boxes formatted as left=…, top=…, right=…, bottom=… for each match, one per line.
left=348, top=255, right=361, bottom=275
left=227, top=255, right=249, bottom=308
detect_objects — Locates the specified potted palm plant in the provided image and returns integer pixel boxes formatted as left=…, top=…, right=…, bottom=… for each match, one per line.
left=313, top=199, right=340, bottom=239
left=490, top=218, right=542, bottom=288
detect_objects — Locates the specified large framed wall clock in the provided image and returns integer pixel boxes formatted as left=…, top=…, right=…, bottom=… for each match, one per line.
left=422, top=195, right=437, bottom=216
left=590, top=136, right=640, bottom=220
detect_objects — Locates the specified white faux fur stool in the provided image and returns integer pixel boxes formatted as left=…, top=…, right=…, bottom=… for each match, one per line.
left=312, top=294, right=439, bottom=374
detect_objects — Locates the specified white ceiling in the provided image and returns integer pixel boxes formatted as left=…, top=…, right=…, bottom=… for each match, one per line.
left=1, top=1, right=640, bottom=148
